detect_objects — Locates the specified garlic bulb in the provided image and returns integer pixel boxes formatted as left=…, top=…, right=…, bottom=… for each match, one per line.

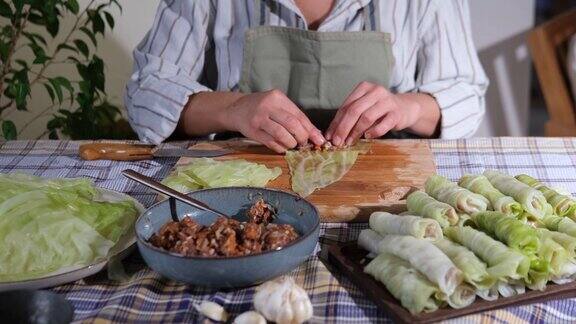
left=253, top=276, right=313, bottom=324
left=232, top=311, right=266, bottom=324
left=194, top=301, right=229, bottom=322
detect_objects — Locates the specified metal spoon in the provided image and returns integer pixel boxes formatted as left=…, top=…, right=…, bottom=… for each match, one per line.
left=122, top=169, right=229, bottom=221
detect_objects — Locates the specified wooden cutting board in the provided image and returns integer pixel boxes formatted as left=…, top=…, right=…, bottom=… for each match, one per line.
left=177, top=139, right=436, bottom=222
left=327, top=242, right=576, bottom=324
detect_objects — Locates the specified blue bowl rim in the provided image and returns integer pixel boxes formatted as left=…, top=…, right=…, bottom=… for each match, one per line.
left=136, top=186, right=320, bottom=260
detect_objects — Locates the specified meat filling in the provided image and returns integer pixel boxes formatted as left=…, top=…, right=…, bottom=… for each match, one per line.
left=149, top=199, right=299, bottom=257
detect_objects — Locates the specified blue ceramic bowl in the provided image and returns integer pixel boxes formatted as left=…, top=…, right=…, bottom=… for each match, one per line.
left=135, top=187, right=320, bottom=288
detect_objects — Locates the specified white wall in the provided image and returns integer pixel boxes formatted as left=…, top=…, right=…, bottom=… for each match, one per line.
left=9, top=0, right=535, bottom=138
left=469, top=0, right=536, bottom=137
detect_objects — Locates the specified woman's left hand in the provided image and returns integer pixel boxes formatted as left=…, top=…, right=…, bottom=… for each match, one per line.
left=325, top=81, right=425, bottom=146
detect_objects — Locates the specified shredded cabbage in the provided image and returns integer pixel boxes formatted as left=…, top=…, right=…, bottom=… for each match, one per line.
left=161, top=158, right=282, bottom=193
left=0, top=173, right=138, bottom=282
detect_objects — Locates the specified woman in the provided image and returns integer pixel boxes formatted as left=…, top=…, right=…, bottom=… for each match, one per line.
left=126, top=0, right=488, bottom=152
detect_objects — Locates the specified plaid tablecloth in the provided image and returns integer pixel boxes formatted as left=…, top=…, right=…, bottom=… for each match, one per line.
left=2, top=138, right=576, bottom=323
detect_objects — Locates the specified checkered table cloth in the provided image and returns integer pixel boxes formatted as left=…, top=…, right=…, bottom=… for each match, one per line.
left=2, top=138, right=576, bottom=323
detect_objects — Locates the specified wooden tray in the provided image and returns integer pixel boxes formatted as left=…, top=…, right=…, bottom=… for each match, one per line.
left=327, top=242, right=576, bottom=324
left=181, top=139, right=436, bottom=222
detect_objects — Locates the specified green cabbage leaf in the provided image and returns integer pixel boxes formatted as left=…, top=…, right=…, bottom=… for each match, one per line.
left=0, top=173, right=138, bottom=282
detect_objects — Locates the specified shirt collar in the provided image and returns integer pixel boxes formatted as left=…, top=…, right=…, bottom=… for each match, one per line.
left=274, top=0, right=373, bottom=29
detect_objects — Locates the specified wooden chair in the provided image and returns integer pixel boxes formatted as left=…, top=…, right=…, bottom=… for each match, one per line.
left=528, top=9, right=576, bottom=136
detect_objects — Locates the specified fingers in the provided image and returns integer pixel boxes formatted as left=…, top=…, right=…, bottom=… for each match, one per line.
left=345, top=104, right=388, bottom=145
left=252, top=130, right=290, bottom=153
left=269, top=110, right=310, bottom=146
left=340, top=81, right=374, bottom=110
left=326, top=81, right=373, bottom=141
left=271, top=90, right=325, bottom=146
left=292, top=110, right=326, bottom=146
left=364, top=111, right=400, bottom=139
left=327, top=89, right=383, bottom=146
left=261, top=119, right=298, bottom=149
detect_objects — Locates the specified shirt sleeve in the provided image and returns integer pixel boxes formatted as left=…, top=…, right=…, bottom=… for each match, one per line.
left=124, top=0, right=213, bottom=144
left=414, top=0, right=489, bottom=139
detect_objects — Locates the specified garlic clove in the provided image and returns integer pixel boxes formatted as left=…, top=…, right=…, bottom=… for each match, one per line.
left=254, top=276, right=313, bottom=324
left=232, top=311, right=267, bottom=324
left=194, top=301, right=229, bottom=322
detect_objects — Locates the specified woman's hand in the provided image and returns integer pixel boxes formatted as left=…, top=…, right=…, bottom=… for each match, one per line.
left=325, top=81, right=441, bottom=146
left=225, top=89, right=325, bottom=153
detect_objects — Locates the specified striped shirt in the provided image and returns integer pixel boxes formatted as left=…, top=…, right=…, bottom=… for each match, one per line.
left=125, top=0, right=489, bottom=143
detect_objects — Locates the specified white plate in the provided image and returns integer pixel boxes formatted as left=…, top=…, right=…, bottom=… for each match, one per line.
left=0, top=188, right=145, bottom=292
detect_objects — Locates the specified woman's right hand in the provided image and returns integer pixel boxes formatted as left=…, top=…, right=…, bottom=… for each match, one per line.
left=225, top=89, right=325, bottom=153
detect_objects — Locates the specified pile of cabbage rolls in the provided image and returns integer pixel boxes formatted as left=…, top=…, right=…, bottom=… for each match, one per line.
left=358, top=170, right=576, bottom=315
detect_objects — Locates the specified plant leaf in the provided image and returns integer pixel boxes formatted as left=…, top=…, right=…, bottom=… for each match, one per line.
left=66, top=55, right=81, bottom=64
left=79, top=26, right=97, bottom=46
left=9, top=69, right=30, bottom=110
left=15, top=59, right=28, bottom=69
left=0, top=39, right=9, bottom=62
left=2, top=120, right=17, bottom=140
left=73, top=39, right=89, bottom=58
left=103, top=11, right=114, bottom=29
left=13, top=0, right=24, bottom=14
left=0, top=1, right=12, bottom=18
left=48, top=78, right=64, bottom=103
left=43, top=83, right=55, bottom=103
left=23, top=32, right=47, bottom=46
left=48, top=77, right=74, bottom=104
left=29, top=42, right=49, bottom=64
left=27, top=12, right=43, bottom=25
left=110, top=0, right=122, bottom=13
left=65, top=0, right=79, bottom=14
left=88, top=9, right=105, bottom=35
left=46, top=15, right=60, bottom=37
left=48, top=130, right=58, bottom=139
left=54, top=76, right=74, bottom=95
left=56, top=43, right=78, bottom=54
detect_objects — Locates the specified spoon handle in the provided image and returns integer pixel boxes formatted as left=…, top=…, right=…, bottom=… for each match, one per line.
left=122, top=169, right=228, bottom=218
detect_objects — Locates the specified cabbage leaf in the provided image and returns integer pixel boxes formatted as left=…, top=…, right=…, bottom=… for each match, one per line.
left=162, top=158, right=282, bottom=193
left=285, top=143, right=370, bottom=197
left=0, top=173, right=138, bottom=282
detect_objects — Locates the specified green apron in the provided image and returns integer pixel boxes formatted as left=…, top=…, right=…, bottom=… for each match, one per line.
left=239, top=25, right=394, bottom=132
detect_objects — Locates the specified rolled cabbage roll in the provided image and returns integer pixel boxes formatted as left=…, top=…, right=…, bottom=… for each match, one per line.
left=497, top=280, right=526, bottom=298
left=447, top=283, right=476, bottom=309
left=516, top=174, right=576, bottom=219
left=425, top=175, right=490, bottom=214
left=543, top=214, right=576, bottom=238
left=472, top=211, right=549, bottom=289
left=444, top=226, right=530, bottom=280
left=476, top=287, right=499, bottom=301
left=358, top=229, right=384, bottom=255
left=527, top=259, right=551, bottom=291
left=434, top=238, right=496, bottom=290
left=472, top=211, right=540, bottom=257
left=536, top=229, right=576, bottom=283
left=457, top=213, right=474, bottom=227
left=459, top=174, right=523, bottom=218
left=369, top=212, right=442, bottom=241
left=484, top=170, right=552, bottom=220
left=536, top=227, right=576, bottom=256
left=364, top=253, right=442, bottom=314
left=376, top=235, right=463, bottom=295
left=406, top=191, right=459, bottom=228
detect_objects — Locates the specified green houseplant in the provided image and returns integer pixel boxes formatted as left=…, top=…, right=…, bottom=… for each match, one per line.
left=0, top=0, right=135, bottom=140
